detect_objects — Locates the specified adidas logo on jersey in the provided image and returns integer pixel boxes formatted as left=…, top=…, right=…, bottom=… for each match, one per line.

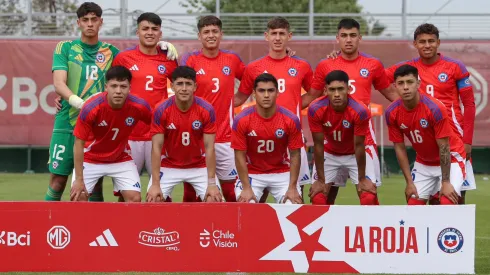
left=129, top=65, right=139, bottom=71
left=228, top=169, right=238, bottom=176
left=300, top=174, right=310, bottom=181
left=133, top=182, right=141, bottom=188
left=323, top=121, right=332, bottom=127
left=98, top=120, right=108, bottom=127
left=248, top=130, right=257, bottom=136
left=400, top=123, right=408, bottom=129
left=196, top=68, right=206, bottom=75
left=166, top=123, right=176, bottom=130
left=89, top=229, right=118, bottom=247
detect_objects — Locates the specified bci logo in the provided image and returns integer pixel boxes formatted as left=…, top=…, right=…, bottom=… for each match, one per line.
left=0, top=231, right=31, bottom=246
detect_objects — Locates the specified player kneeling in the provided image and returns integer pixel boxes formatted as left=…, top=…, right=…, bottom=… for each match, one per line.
left=386, top=65, right=465, bottom=205
left=232, top=73, right=303, bottom=204
left=71, top=66, right=151, bottom=202
left=146, top=66, right=222, bottom=202
left=308, top=70, right=379, bottom=205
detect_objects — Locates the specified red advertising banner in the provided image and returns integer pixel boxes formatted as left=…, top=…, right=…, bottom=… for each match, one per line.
left=0, top=202, right=475, bottom=273
left=0, top=40, right=488, bottom=146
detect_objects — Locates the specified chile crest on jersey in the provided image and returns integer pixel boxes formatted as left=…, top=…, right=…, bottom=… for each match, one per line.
left=125, top=117, right=135, bottom=126
left=438, top=73, right=448, bottom=83
left=359, top=68, right=369, bottom=78
left=158, top=64, right=166, bottom=75
left=420, top=118, right=429, bottom=128
left=275, top=128, right=285, bottom=138
left=192, top=120, right=202, bottom=130
left=288, top=68, right=297, bottom=77
left=222, top=66, right=231, bottom=76
left=342, top=119, right=351, bottom=128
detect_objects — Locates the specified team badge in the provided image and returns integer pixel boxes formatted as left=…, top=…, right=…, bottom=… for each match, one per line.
left=125, top=117, right=135, bottom=126
left=222, top=66, right=231, bottom=76
left=420, top=118, right=429, bottom=128
left=96, top=52, right=105, bottom=63
left=288, top=68, right=297, bottom=77
left=437, top=227, right=464, bottom=253
left=438, top=72, right=448, bottom=82
left=192, top=120, right=202, bottom=130
left=275, top=128, right=285, bottom=138
left=342, top=119, right=351, bottom=128
left=158, top=64, right=166, bottom=74
left=360, top=68, right=369, bottom=78
left=52, top=161, right=58, bottom=169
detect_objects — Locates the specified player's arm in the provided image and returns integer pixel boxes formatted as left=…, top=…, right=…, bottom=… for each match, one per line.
left=393, top=141, right=418, bottom=201
left=303, top=64, right=328, bottom=109
left=457, top=74, right=476, bottom=158
left=235, top=66, right=254, bottom=107
left=148, top=133, right=164, bottom=202
left=311, top=132, right=325, bottom=184
left=301, top=88, right=323, bottom=109
left=203, top=133, right=222, bottom=202
left=374, top=62, right=398, bottom=102
left=378, top=85, right=399, bottom=102
left=52, top=41, right=84, bottom=109
left=354, top=134, right=367, bottom=181
left=436, top=137, right=458, bottom=204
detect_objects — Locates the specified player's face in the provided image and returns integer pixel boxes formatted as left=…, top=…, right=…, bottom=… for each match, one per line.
left=106, top=79, right=130, bottom=107
left=325, top=81, right=349, bottom=108
left=172, top=77, right=197, bottom=103
left=77, top=13, right=103, bottom=38
left=413, top=33, right=440, bottom=59
left=395, top=74, right=420, bottom=101
left=254, top=81, right=278, bottom=109
left=137, top=21, right=162, bottom=48
left=265, top=28, right=292, bottom=52
left=336, top=28, right=361, bottom=55
left=198, top=25, right=222, bottom=50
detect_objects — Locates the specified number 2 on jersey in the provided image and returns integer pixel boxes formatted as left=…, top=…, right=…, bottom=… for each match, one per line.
left=146, top=76, right=154, bottom=91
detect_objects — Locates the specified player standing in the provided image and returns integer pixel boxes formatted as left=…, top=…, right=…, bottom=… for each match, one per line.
left=232, top=73, right=303, bottom=204
left=146, top=66, right=222, bottom=202
left=235, top=17, right=313, bottom=195
left=385, top=65, right=465, bottom=205
left=305, top=18, right=397, bottom=204
left=385, top=24, right=476, bottom=204
left=179, top=16, right=246, bottom=202
left=308, top=70, right=378, bottom=205
left=71, top=66, right=152, bottom=202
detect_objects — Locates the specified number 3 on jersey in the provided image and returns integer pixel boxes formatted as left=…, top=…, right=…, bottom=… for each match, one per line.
left=212, top=78, right=219, bottom=93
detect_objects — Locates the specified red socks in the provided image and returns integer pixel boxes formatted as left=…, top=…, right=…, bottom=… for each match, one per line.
left=407, top=198, right=426, bottom=205
left=311, top=193, right=327, bottom=205
left=183, top=182, right=197, bottom=202
left=220, top=181, right=237, bottom=202
left=440, top=196, right=457, bottom=205
left=359, top=192, right=377, bottom=205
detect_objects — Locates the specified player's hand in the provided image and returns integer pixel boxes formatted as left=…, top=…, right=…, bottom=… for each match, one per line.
left=238, top=187, right=257, bottom=203
left=54, top=96, right=62, bottom=113
left=308, top=180, right=326, bottom=199
left=286, top=47, right=296, bottom=57
left=359, top=177, right=377, bottom=194
left=405, top=182, right=419, bottom=202
left=326, top=50, right=341, bottom=59
left=68, top=95, right=84, bottom=110
left=70, top=179, right=88, bottom=201
left=283, top=186, right=303, bottom=204
left=464, top=144, right=472, bottom=160
left=158, top=41, right=178, bottom=61
left=205, top=185, right=223, bottom=202
left=146, top=184, right=163, bottom=202
left=440, top=181, right=459, bottom=204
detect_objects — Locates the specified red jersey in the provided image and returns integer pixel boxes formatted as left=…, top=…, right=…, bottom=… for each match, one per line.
left=385, top=94, right=466, bottom=166
left=312, top=52, right=391, bottom=106
left=113, top=45, right=178, bottom=141
left=151, top=96, right=216, bottom=169
left=231, top=106, right=303, bottom=174
left=180, top=50, right=245, bottom=143
left=308, top=95, right=372, bottom=155
left=385, top=54, right=475, bottom=145
left=74, top=92, right=152, bottom=164
left=238, top=55, right=313, bottom=117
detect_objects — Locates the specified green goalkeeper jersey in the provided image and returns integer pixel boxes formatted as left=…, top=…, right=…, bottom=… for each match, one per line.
left=51, top=39, right=119, bottom=132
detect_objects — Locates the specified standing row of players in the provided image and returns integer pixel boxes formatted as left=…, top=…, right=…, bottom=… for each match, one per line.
left=45, top=1, right=476, bottom=205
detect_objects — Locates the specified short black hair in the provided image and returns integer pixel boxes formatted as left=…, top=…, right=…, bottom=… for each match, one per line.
left=197, top=15, right=222, bottom=31
left=137, top=12, right=162, bottom=26
left=171, top=66, right=196, bottom=82
left=337, top=18, right=360, bottom=31
left=413, top=23, right=439, bottom=40
left=76, top=2, right=102, bottom=18
left=267, top=17, right=290, bottom=31
left=254, top=73, right=278, bottom=90
left=106, top=66, right=132, bottom=82
left=325, top=70, right=349, bottom=85
left=394, top=64, right=419, bottom=80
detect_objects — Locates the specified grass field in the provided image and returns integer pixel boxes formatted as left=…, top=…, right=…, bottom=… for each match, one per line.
left=0, top=173, right=488, bottom=275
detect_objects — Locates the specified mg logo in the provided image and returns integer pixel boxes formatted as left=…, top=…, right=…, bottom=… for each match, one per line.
left=47, top=225, right=70, bottom=249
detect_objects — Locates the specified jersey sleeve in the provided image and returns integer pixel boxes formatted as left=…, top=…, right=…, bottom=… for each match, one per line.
left=353, top=107, right=371, bottom=136
left=238, top=65, right=255, bottom=96
left=307, top=104, right=324, bottom=133
left=180, top=52, right=195, bottom=67
left=137, top=102, right=153, bottom=125
left=311, top=61, right=328, bottom=91
left=73, top=105, right=96, bottom=141
left=110, top=44, right=120, bottom=57
left=231, top=117, right=247, bottom=150
left=235, top=57, right=246, bottom=81
left=52, top=41, right=71, bottom=71
left=385, top=65, right=397, bottom=83
left=112, top=52, right=123, bottom=66
left=385, top=109, right=404, bottom=143
left=150, top=106, right=166, bottom=136
left=288, top=116, right=304, bottom=150
left=203, top=107, right=217, bottom=134
left=432, top=104, right=452, bottom=140
left=302, top=62, right=314, bottom=91
left=372, top=61, right=391, bottom=90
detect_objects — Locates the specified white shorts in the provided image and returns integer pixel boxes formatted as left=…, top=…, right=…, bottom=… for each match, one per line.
left=128, top=140, right=152, bottom=175
left=71, top=161, right=141, bottom=194
left=149, top=167, right=208, bottom=200
left=298, top=147, right=311, bottom=186
left=411, top=161, right=465, bottom=200
left=235, top=172, right=301, bottom=203
left=215, top=142, right=237, bottom=181
left=311, top=145, right=381, bottom=187
left=461, top=160, right=476, bottom=191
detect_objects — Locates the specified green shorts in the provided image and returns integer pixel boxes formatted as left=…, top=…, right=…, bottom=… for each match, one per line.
left=48, top=131, right=75, bottom=176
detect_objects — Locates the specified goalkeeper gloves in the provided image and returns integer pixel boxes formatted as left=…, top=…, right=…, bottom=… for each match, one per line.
left=158, top=41, right=179, bottom=61
left=68, top=95, right=84, bottom=110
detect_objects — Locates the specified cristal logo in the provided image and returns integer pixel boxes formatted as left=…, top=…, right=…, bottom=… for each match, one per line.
left=138, top=227, right=180, bottom=251
left=199, top=229, right=238, bottom=248
left=0, top=231, right=31, bottom=246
